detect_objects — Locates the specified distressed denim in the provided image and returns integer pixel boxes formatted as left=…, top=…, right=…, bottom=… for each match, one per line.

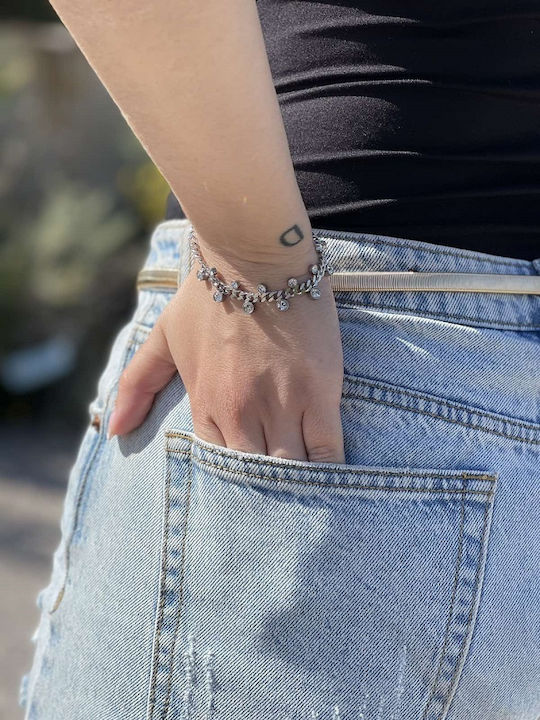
left=19, top=219, right=540, bottom=720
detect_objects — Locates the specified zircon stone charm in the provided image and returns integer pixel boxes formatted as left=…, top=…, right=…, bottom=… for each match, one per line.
left=277, top=298, right=290, bottom=311
left=197, top=268, right=209, bottom=280
left=310, top=264, right=319, bottom=274
left=257, top=284, right=267, bottom=294
left=213, top=290, right=224, bottom=302
left=287, top=277, right=298, bottom=289
left=310, top=287, right=321, bottom=299
left=243, top=300, right=255, bottom=314
left=230, top=280, right=239, bottom=290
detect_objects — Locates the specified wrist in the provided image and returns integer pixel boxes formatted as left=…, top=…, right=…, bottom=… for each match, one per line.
left=192, top=225, right=319, bottom=288
left=189, top=225, right=333, bottom=314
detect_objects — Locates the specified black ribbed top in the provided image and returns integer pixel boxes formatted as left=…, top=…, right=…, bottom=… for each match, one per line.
left=165, top=0, right=540, bottom=260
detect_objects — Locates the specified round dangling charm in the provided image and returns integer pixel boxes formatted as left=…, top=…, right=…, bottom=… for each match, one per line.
left=213, top=290, right=224, bottom=302
left=243, top=300, right=255, bottom=314
left=310, top=287, right=321, bottom=299
left=276, top=298, right=290, bottom=311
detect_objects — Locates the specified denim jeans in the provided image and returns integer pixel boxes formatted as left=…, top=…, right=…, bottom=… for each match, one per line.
left=19, top=219, right=540, bottom=720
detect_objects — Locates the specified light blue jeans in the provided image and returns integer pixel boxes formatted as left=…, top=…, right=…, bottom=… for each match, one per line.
left=20, top=219, right=540, bottom=720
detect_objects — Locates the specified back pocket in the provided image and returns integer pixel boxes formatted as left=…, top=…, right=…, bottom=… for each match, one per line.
left=147, top=431, right=497, bottom=720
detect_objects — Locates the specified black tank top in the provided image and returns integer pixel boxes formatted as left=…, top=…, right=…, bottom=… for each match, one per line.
left=165, top=0, right=540, bottom=261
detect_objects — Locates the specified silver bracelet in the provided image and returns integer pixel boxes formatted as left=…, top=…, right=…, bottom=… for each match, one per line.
left=189, top=225, right=334, bottom=314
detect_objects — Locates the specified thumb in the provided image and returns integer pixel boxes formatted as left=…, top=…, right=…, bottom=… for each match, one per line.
left=108, top=322, right=177, bottom=438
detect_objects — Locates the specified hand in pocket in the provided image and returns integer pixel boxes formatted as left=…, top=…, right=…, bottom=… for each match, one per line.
left=108, top=258, right=345, bottom=463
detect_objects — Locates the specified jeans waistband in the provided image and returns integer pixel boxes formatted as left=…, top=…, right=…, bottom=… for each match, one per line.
left=139, top=218, right=540, bottom=331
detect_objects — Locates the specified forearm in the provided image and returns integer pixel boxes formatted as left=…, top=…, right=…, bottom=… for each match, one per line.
left=48, top=0, right=312, bottom=265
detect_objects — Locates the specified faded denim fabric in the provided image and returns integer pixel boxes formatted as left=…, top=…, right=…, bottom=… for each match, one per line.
left=19, top=219, right=540, bottom=720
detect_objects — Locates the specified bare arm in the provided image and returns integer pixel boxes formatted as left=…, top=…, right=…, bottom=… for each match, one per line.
left=48, top=0, right=345, bottom=463
left=48, top=0, right=311, bottom=266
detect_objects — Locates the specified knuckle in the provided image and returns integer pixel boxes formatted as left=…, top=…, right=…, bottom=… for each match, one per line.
left=191, top=407, right=214, bottom=431
left=194, top=415, right=220, bottom=437
left=219, top=394, right=250, bottom=426
left=303, top=404, right=344, bottom=463
left=306, top=443, right=341, bottom=463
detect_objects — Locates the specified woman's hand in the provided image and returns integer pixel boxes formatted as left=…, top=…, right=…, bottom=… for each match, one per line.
left=108, top=247, right=345, bottom=463
left=49, top=0, right=345, bottom=462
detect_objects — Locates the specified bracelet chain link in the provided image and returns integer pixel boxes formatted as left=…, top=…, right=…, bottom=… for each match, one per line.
left=189, top=226, right=334, bottom=314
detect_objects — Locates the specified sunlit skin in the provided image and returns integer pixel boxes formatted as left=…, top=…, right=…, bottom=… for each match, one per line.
left=48, top=0, right=345, bottom=461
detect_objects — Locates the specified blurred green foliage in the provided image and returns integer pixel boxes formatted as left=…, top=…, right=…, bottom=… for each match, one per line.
left=0, top=21, right=172, bottom=429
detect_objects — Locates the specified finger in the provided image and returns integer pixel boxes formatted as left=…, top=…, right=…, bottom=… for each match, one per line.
left=264, top=415, right=308, bottom=461
left=108, top=323, right=177, bottom=438
left=302, top=401, right=346, bottom=464
left=219, top=415, right=267, bottom=455
left=191, top=414, right=226, bottom=447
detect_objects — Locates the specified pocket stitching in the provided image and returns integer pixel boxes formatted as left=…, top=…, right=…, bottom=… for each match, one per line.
left=157, top=432, right=498, bottom=719
left=147, top=443, right=194, bottom=720
left=343, top=388, right=540, bottom=447
left=179, top=449, right=495, bottom=496
left=422, top=489, right=494, bottom=719
left=422, top=491, right=466, bottom=718
left=167, top=431, right=496, bottom=486
left=343, top=374, right=540, bottom=435
left=335, top=299, right=540, bottom=329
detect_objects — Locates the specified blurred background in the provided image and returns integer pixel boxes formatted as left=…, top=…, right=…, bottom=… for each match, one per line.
left=1, top=3, right=171, bottom=716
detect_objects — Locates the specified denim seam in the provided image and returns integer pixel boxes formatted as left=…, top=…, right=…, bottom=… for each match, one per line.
left=335, top=300, right=540, bottom=329
left=422, top=491, right=466, bottom=718
left=162, top=452, right=194, bottom=720
left=147, top=444, right=173, bottom=720
left=47, top=429, right=102, bottom=614
left=49, top=308, right=156, bottom=615
left=343, top=391, right=540, bottom=446
left=166, top=435, right=495, bottom=482
left=344, top=375, right=540, bottom=433
left=314, top=227, right=532, bottom=269
left=168, top=448, right=495, bottom=496
left=426, top=493, right=492, bottom=720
